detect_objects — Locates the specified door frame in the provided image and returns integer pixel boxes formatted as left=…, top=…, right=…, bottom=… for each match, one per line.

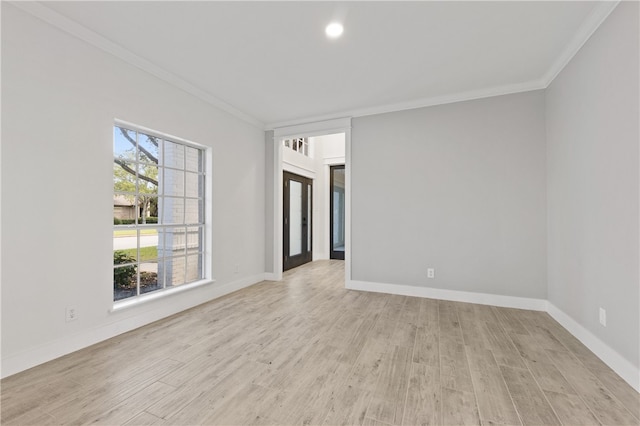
left=329, top=165, right=346, bottom=260
left=270, top=117, right=352, bottom=281
left=283, top=171, right=313, bottom=270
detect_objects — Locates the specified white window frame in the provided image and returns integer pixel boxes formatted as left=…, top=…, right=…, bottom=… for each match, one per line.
left=283, top=137, right=312, bottom=157
left=112, top=120, right=213, bottom=310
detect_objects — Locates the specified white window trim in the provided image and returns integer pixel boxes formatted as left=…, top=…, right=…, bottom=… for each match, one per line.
left=112, top=119, right=213, bottom=309
left=283, top=137, right=311, bottom=157
left=110, top=278, right=216, bottom=312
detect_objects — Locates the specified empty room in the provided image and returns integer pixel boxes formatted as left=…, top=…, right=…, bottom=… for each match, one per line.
left=1, top=1, right=639, bottom=425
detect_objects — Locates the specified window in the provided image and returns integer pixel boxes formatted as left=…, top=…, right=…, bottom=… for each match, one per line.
left=113, top=124, right=206, bottom=302
left=283, top=137, right=311, bottom=157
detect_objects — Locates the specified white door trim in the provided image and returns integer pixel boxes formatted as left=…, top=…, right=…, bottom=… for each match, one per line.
left=271, top=118, right=352, bottom=282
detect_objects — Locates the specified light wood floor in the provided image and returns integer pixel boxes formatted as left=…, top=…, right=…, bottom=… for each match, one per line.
left=2, top=260, right=639, bottom=425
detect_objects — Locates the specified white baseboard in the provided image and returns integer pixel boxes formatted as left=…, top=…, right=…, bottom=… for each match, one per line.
left=346, top=279, right=639, bottom=392
left=312, top=252, right=329, bottom=262
left=346, top=279, right=548, bottom=311
left=263, top=272, right=280, bottom=281
left=547, top=303, right=640, bottom=392
left=0, top=273, right=267, bottom=379
left=4, top=273, right=638, bottom=395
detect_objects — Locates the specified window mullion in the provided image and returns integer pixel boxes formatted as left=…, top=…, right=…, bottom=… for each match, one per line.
left=136, top=229, right=141, bottom=296
left=161, top=138, right=165, bottom=289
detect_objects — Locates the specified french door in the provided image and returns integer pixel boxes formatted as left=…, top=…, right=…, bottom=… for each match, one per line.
left=283, top=171, right=312, bottom=271
left=330, top=165, right=345, bottom=260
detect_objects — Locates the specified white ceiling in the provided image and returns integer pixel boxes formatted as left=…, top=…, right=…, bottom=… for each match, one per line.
left=30, top=1, right=613, bottom=128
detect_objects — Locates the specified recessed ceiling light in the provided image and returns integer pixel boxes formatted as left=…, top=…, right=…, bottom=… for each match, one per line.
left=325, top=22, right=344, bottom=39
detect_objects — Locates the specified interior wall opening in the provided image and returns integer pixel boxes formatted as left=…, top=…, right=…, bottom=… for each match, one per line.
left=280, top=132, right=346, bottom=271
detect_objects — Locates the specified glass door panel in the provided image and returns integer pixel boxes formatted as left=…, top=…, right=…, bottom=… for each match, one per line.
left=283, top=172, right=313, bottom=270
left=289, top=180, right=302, bottom=256
left=330, top=165, right=345, bottom=260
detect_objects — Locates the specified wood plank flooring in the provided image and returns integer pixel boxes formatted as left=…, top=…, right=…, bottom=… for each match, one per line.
left=2, top=260, right=638, bottom=425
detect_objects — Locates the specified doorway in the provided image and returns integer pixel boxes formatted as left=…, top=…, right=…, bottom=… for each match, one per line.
left=283, top=171, right=313, bottom=271
left=270, top=117, right=351, bottom=281
left=330, top=165, right=345, bottom=260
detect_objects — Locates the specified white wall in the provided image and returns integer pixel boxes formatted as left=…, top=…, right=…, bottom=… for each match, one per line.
left=282, top=142, right=316, bottom=178
left=1, top=4, right=266, bottom=377
left=310, top=134, right=345, bottom=260
left=320, top=133, right=347, bottom=161
left=351, top=90, right=547, bottom=299
left=546, top=2, right=639, bottom=373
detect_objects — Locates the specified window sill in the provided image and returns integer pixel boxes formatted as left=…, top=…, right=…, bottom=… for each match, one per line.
left=111, top=278, right=216, bottom=312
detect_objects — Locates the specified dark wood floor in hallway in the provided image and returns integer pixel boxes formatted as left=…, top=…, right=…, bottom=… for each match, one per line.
left=1, top=260, right=639, bottom=425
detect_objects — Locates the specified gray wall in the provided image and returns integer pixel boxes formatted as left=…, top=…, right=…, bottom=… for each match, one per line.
left=546, top=2, right=639, bottom=368
left=351, top=90, right=547, bottom=298
left=2, top=4, right=266, bottom=375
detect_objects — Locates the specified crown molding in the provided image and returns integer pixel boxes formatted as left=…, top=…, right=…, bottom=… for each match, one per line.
left=11, top=1, right=619, bottom=131
left=265, top=79, right=546, bottom=130
left=265, top=1, right=620, bottom=130
left=273, top=117, right=352, bottom=138
left=9, top=1, right=264, bottom=129
left=542, top=1, right=620, bottom=87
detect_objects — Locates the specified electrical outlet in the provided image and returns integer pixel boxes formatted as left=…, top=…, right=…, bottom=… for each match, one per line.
left=427, top=268, right=435, bottom=279
left=599, top=308, right=606, bottom=327
left=66, top=307, right=78, bottom=322
left=234, top=263, right=240, bottom=274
